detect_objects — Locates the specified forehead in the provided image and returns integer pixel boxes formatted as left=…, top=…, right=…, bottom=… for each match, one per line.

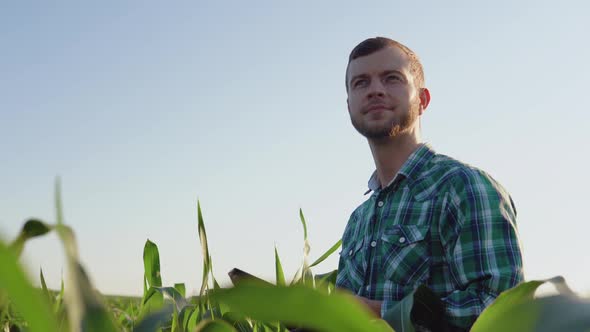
left=347, top=46, right=412, bottom=80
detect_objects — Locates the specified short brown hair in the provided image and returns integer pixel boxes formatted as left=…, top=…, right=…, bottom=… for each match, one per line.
left=345, top=37, right=425, bottom=91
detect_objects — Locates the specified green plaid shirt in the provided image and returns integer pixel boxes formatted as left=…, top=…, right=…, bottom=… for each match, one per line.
left=336, top=144, right=524, bottom=330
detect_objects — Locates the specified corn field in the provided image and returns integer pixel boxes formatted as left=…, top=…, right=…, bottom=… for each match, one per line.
left=1, top=182, right=589, bottom=332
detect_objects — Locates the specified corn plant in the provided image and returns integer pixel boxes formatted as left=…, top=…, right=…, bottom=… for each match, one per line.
left=1, top=180, right=589, bottom=331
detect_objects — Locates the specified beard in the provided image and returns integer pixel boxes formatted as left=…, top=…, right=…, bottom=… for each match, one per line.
left=351, top=99, right=420, bottom=140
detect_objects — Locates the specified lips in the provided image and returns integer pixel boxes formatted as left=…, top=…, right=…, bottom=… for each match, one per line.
left=363, top=104, right=393, bottom=114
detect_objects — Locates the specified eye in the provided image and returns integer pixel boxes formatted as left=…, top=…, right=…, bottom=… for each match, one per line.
left=353, top=79, right=368, bottom=88
left=385, top=74, right=401, bottom=83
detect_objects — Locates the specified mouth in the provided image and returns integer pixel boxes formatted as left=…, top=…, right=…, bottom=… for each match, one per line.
left=363, top=104, right=394, bottom=114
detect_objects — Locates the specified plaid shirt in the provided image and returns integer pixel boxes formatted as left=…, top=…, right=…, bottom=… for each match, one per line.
left=336, top=144, right=524, bottom=330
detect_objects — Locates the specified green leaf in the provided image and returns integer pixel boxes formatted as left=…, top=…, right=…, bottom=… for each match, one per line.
left=196, top=319, right=238, bottom=332
left=82, top=306, right=125, bottom=332
left=134, top=305, right=175, bottom=332
left=297, top=209, right=312, bottom=287
left=471, top=277, right=579, bottom=332
left=314, top=269, right=338, bottom=293
left=210, top=282, right=393, bottom=332
left=179, top=305, right=199, bottom=332
left=149, top=287, right=188, bottom=312
left=39, top=268, right=52, bottom=304
left=54, top=275, right=64, bottom=314
left=52, top=180, right=119, bottom=332
left=68, top=260, right=120, bottom=332
left=222, top=312, right=253, bottom=332
left=9, top=219, right=53, bottom=256
left=0, top=240, right=59, bottom=332
left=471, top=279, right=547, bottom=332
left=172, top=305, right=180, bottom=332
left=298, top=209, right=308, bottom=240
left=213, top=277, right=221, bottom=290
left=55, top=177, right=64, bottom=225
left=143, top=239, right=163, bottom=291
left=309, top=239, right=341, bottom=268
left=174, top=283, right=186, bottom=298
left=274, top=246, right=286, bottom=286
left=142, top=239, right=164, bottom=316
left=289, top=267, right=301, bottom=286
left=529, top=295, right=590, bottom=332
left=197, top=200, right=211, bottom=297
left=21, top=219, right=52, bottom=237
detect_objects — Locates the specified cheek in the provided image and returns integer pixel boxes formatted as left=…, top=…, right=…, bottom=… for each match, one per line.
left=347, top=94, right=362, bottom=113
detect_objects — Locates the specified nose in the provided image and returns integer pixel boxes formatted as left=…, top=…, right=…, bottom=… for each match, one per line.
left=367, top=80, right=386, bottom=99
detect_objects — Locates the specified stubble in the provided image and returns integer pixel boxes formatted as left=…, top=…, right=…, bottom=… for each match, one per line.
left=351, top=99, right=420, bottom=140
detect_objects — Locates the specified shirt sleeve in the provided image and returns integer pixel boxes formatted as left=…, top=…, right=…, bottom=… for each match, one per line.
left=439, top=169, right=524, bottom=329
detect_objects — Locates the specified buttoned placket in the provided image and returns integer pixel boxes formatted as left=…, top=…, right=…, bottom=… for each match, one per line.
left=360, top=193, right=381, bottom=297
left=360, top=180, right=401, bottom=298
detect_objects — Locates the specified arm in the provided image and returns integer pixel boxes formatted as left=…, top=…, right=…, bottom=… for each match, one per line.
left=440, top=170, right=524, bottom=329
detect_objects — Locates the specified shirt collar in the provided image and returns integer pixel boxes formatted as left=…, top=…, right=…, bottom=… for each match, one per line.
left=364, top=143, right=436, bottom=195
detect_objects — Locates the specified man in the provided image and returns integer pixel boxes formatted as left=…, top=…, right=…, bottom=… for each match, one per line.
left=335, top=37, right=524, bottom=331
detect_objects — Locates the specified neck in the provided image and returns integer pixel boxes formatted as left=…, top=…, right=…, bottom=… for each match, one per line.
left=368, top=132, right=421, bottom=189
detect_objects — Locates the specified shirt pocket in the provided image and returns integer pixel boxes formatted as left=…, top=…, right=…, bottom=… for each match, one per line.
left=380, top=225, right=430, bottom=285
left=340, top=237, right=366, bottom=287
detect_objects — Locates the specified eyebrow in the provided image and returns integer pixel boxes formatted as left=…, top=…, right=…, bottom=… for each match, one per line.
left=349, top=70, right=406, bottom=86
left=381, top=70, right=406, bottom=79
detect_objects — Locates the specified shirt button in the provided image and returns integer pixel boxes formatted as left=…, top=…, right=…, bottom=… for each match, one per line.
left=377, top=201, right=384, bottom=207
left=399, top=237, right=406, bottom=244
left=370, top=240, right=377, bottom=247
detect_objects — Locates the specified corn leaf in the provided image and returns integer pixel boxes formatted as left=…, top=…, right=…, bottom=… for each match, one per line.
left=53, top=179, right=119, bottom=332
left=179, top=305, right=199, bottom=331
left=210, top=282, right=393, bottom=332
left=274, top=246, right=286, bottom=286
left=298, top=209, right=312, bottom=287
left=39, top=268, right=52, bottom=304
left=309, top=239, right=341, bottom=268
left=141, top=239, right=164, bottom=316
left=134, top=305, right=175, bottom=332
left=196, top=319, right=238, bottom=331
left=9, top=219, right=52, bottom=256
left=174, top=283, right=186, bottom=298
left=528, top=295, right=590, bottom=332
left=0, top=240, right=59, bottom=332
left=197, top=200, right=211, bottom=297
left=471, top=277, right=574, bottom=332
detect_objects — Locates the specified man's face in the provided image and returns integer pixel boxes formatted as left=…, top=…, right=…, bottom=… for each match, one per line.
left=346, top=46, right=425, bottom=140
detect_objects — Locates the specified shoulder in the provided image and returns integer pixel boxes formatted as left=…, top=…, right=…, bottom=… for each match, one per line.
left=425, top=153, right=516, bottom=222
left=426, top=152, right=511, bottom=199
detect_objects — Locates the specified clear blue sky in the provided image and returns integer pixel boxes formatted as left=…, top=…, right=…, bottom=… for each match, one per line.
left=1, top=1, right=589, bottom=297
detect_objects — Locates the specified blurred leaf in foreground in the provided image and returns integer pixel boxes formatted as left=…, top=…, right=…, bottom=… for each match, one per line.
left=196, top=319, right=238, bottom=331
left=471, top=276, right=590, bottom=332
left=53, top=179, right=119, bottom=332
left=9, top=219, right=52, bottom=256
left=210, top=281, right=393, bottom=332
left=0, top=240, right=59, bottom=332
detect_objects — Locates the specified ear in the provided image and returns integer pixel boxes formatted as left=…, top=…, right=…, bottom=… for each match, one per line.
left=418, top=88, right=431, bottom=115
